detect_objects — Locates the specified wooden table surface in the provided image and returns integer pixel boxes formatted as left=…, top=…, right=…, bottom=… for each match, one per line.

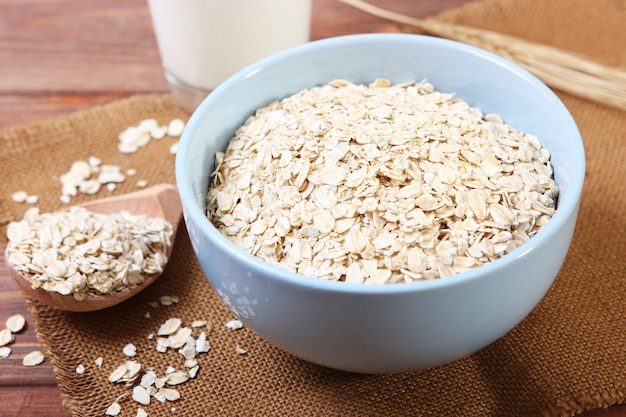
left=0, top=0, right=623, bottom=416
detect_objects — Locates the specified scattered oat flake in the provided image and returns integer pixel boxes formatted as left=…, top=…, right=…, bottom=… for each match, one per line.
left=6, top=314, right=26, bottom=333
left=154, top=392, right=167, bottom=403
left=26, top=194, right=39, bottom=204
left=109, top=360, right=142, bottom=383
left=150, top=125, right=168, bottom=139
left=123, top=343, right=137, bottom=357
left=136, top=180, right=148, bottom=189
left=158, top=318, right=182, bottom=336
left=11, top=191, right=28, bottom=203
left=168, top=327, right=192, bottom=349
left=164, top=371, right=189, bottom=386
left=169, top=141, right=179, bottom=155
left=141, top=372, right=157, bottom=390
left=137, top=407, right=148, bottom=417
left=0, top=347, right=11, bottom=358
left=88, top=156, right=101, bottom=167
left=133, top=385, right=151, bottom=405
left=195, top=331, right=210, bottom=353
left=0, top=329, right=15, bottom=347
left=184, top=358, right=198, bottom=369
left=95, top=357, right=104, bottom=367
left=78, top=179, right=101, bottom=195
left=159, top=387, right=181, bottom=402
left=108, top=364, right=128, bottom=383
left=117, top=117, right=185, bottom=154
left=76, top=364, right=86, bottom=374
left=10, top=191, right=38, bottom=204
left=235, top=345, right=248, bottom=355
left=191, top=320, right=207, bottom=328
left=139, top=118, right=159, bottom=131
left=118, top=127, right=150, bottom=154
left=156, top=337, right=170, bottom=353
left=167, top=119, right=185, bottom=137
left=100, top=314, right=214, bottom=414
left=105, top=402, right=122, bottom=416
left=98, top=164, right=126, bottom=184
left=159, top=295, right=179, bottom=306
left=179, top=343, right=196, bottom=359
left=23, top=350, right=45, bottom=366
left=225, top=320, right=243, bottom=330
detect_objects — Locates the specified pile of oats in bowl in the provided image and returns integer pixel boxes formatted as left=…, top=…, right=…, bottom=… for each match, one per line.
left=207, top=79, right=558, bottom=284
left=6, top=207, right=174, bottom=299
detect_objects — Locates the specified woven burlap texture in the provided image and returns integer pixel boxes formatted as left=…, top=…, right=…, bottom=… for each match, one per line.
left=0, top=0, right=625, bottom=415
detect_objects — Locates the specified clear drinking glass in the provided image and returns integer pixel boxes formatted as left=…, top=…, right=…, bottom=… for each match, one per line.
left=147, top=0, right=312, bottom=112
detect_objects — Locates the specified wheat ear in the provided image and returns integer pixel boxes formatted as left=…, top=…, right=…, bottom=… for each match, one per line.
left=338, top=0, right=626, bottom=111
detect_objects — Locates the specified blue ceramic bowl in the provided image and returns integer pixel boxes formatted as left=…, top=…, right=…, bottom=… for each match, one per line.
left=176, top=34, right=585, bottom=374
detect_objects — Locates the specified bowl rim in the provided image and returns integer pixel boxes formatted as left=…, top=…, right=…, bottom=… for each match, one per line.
left=176, top=33, right=586, bottom=295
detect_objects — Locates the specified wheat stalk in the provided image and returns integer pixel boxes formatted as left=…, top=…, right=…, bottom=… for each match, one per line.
left=338, top=0, right=626, bottom=111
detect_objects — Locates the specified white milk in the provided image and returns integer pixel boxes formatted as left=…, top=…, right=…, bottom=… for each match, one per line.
left=147, top=0, right=312, bottom=111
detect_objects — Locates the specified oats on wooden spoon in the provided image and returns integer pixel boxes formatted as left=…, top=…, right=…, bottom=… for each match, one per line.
left=5, top=184, right=182, bottom=312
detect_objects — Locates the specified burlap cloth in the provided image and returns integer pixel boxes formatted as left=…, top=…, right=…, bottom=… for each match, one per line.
left=1, top=0, right=625, bottom=415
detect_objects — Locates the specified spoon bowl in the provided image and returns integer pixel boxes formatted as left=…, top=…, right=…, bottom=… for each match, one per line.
left=6, top=183, right=182, bottom=312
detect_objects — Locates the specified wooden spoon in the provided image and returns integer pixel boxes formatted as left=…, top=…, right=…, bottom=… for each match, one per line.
left=5, top=183, right=182, bottom=312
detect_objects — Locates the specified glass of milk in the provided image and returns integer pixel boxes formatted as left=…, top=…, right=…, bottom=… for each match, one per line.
left=147, top=0, right=312, bottom=112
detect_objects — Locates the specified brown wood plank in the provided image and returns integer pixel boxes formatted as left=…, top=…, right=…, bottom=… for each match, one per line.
left=0, top=385, right=69, bottom=417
